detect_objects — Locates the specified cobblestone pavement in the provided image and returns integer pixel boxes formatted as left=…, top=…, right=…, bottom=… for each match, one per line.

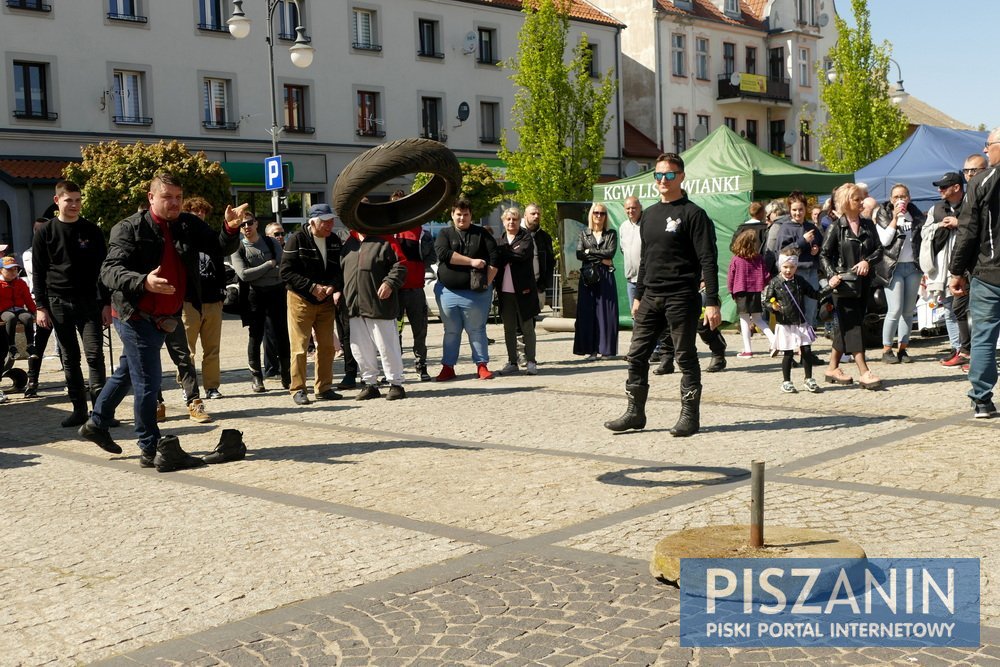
left=1, top=316, right=999, bottom=666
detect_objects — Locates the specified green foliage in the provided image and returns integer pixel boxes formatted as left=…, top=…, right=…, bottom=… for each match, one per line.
left=498, top=0, right=616, bottom=239
left=412, top=162, right=505, bottom=222
left=816, top=0, right=908, bottom=173
left=63, top=140, right=231, bottom=232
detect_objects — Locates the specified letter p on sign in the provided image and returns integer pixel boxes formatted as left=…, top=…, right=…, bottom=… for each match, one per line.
left=265, top=155, right=284, bottom=191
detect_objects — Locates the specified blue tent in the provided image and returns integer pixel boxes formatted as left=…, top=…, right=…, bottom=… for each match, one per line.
left=855, top=125, right=988, bottom=206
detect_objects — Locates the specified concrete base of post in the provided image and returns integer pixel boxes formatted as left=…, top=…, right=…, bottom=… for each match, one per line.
left=650, top=524, right=867, bottom=585
left=537, top=317, right=576, bottom=333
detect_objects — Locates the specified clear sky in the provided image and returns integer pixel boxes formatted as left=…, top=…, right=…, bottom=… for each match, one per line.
left=839, top=0, right=995, bottom=130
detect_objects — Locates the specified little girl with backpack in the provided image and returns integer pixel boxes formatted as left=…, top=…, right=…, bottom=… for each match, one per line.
left=727, top=229, right=776, bottom=358
left=762, top=250, right=826, bottom=393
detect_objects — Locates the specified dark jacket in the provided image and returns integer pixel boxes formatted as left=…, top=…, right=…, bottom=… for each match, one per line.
left=31, top=216, right=109, bottom=309
left=194, top=250, right=227, bottom=305
left=496, top=228, right=540, bottom=321
left=761, top=273, right=825, bottom=325
left=820, top=215, right=883, bottom=299
left=950, top=166, right=1000, bottom=286
left=529, top=226, right=555, bottom=291
left=435, top=224, right=499, bottom=291
left=339, top=235, right=407, bottom=320
left=773, top=220, right=823, bottom=270
left=576, top=227, right=618, bottom=267
left=100, top=211, right=240, bottom=322
left=280, top=227, right=344, bottom=304
left=873, top=200, right=926, bottom=284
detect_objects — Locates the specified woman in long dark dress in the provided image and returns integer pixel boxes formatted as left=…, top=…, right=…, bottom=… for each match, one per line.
left=573, top=203, right=619, bottom=359
left=819, top=183, right=884, bottom=390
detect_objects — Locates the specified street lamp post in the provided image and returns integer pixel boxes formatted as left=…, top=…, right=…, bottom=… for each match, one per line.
left=826, top=56, right=908, bottom=104
left=227, top=0, right=314, bottom=223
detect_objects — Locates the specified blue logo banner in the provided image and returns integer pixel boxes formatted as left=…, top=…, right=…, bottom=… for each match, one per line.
left=679, top=558, right=980, bottom=647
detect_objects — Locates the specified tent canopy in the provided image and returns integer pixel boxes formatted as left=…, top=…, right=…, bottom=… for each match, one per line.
left=855, top=125, right=988, bottom=205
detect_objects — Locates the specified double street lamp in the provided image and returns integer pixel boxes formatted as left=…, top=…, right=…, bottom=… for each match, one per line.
left=826, top=56, right=908, bottom=104
left=227, top=0, right=314, bottom=222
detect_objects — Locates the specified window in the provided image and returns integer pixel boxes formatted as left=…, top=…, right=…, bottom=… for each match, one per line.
left=697, top=115, right=710, bottom=135
left=283, top=84, right=312, bottom=133
left=770, top=119, right=786, bottom=155
left=745, top=119, right=758, bottom=146
left=745, top=46, right=757, bottom=74
left=723, top=42, right=735, bottom=76
left=798, top=48, right=810, bottom=87
left=6, top=0, right=51, bottom=11
left=112, top=70, right=151, bottom=125
left=418, top=18, right=443, bottom=58
left=695, top=38, right=709, bottom=80
left=800, top=120, right=811, bottom=161
left=277, top=1, right=304, bottom=41
left=421, top=96, right=445, bottom=141
left=724, top=117, right=737, bottom=132
left=202, top=77, right=235, bottom=129
left=768, top=47, right=785, bottom=81
left=356, top=90, right=384, bottom=137
left=480, top=101, right=500, bottom=144
left=671, top=34, right=686, bottom=77
left=352, top=7, right=380, bottom=50
left=585, top=43, right=599, bottom=78
left=198, top=0, right=226, bottom=31
left=798, top=0, right=815, bottom=25
left=725, top=0, right=739, bottom=14
left=477, top=27, right=498, bottom=65
left=107, top=0, right=146, bottom=22
left=672, top=112, right=687, bottom=153
left=13, top=61, right=55, bottom=120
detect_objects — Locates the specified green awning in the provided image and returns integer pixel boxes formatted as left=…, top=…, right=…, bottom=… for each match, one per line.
left=221, top=161, right=295, bottom=188
left=457, top=157, right=517, bottom=191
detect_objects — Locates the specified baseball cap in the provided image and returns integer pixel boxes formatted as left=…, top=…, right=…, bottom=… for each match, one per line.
left=308, top=203, right=336, bottom=220
left=932, top=172, right=962, bottom=188
left=1, top=256, right=19, bottom=270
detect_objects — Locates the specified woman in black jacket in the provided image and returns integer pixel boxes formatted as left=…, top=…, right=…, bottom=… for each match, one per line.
left=495, top=207, right=540, bottom=375
left=573, top=203, right=619, bottom=360
left=820, top=183, right=884, bottom=390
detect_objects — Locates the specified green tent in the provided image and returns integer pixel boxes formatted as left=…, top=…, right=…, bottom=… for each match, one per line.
left=591, top=125, right=853, bottom=322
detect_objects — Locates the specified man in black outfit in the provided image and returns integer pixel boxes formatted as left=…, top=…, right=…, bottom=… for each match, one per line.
left=605, top=153, right=721, bottom=437
left=32, top=180, right=111, bottom=427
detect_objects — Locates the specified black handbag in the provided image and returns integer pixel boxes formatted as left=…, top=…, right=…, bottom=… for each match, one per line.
left=833, top=271, right=861, bottom=298
left=580, top=262, right=600, bottom=286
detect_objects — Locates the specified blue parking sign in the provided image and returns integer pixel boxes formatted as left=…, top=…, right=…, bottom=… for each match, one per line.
left=264, top=155, right=283, bottom=191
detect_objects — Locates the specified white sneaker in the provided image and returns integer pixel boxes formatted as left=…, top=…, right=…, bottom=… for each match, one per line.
left=585, top=354, right=598, bottom=361
left=803, top=378, right=821, bottom=393
left=499, top=363, right=519, bottom=375
left=525, top=361, right=538, bottom=375
left=781, top=381, right=797, bottom=393
left=0, top=390, right=7, bottom=404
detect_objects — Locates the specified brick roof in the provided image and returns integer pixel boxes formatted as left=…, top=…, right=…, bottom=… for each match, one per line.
left=623, top=122, right=661, bottom=158
left=655, top=0, right=767, bottom=31
left=0, top=158, right=73, bottom=184
left=459, top=0, right=624, bottom=27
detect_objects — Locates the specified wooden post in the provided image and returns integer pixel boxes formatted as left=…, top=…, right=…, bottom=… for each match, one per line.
left=750, top=460, right=764, bottom=548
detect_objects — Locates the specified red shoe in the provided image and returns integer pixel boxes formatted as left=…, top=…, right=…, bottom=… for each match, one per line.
left=962, top=363, right=970, bottom=373
left=435, top=365, right=456, bottom=382
left=940, top=351, right=963, bottom=367
left=477, top=363, right=494, bottom=380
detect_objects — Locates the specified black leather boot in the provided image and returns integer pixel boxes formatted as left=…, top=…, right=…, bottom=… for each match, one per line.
left=670, top=382, right=702, bottom=437
left=61, top=399, right=89, bottom=428
left=204, top=429, right=247, bottom=464
left=153, top=435, right=206, bottom=473
left=652, top=356, right=675, bottom=375
left=24, top=354, right=41, bottom=398
left=604, top=383, right=648, bottom=432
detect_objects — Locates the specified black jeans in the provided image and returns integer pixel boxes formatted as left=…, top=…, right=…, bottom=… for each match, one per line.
left=657, top=312, right=727, bottom=359
left=397, top=287, right=428, bottom=370
left=336, top=300, right=359, bottom=378
left=163, top=317, right=199, bottom=403
left=47, top=296, right=106, bottom=403
left=246, top=284, right=289, bottom=380
left=626, top=290, right=701, bottom=387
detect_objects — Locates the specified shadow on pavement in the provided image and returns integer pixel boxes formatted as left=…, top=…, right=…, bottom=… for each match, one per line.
left=245, top=439, right=481, bottom=463
left=707, top=413, right=905, bottom=433
left=0, top=450, right=42, bottom=469
left=597, top=464, right=748, bottom=488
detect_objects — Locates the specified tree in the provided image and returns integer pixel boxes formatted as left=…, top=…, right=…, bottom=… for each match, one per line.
left=498, top=0, right=616, bottom=239
left=816, top=0, right=907, bottom=173
left=412, top=162, right=505, bottom=222
left=63, top=140, right=231, bottom=232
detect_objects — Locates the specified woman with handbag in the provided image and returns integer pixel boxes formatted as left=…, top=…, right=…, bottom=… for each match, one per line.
left=819, top=183, right=884, bottom=390
left=873, top=183, right=926, bottom=364
left=432, top=198, right=499, bottom=381
left=495, top=207, right=540, bottom=375
left=573, top=203, right=619, bottom=360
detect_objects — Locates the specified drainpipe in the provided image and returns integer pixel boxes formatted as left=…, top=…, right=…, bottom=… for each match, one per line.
left=615, top=24, right=624, bottom=176
left=653, top=4, right=663, bottom=151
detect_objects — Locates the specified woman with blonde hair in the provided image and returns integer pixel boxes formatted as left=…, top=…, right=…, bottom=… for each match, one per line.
left=573, top=203, right=619, bottom=360
left=495, top=206, right=540, bottom=375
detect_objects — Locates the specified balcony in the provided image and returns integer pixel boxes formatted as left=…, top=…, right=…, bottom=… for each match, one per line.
left=417, top=49, right=445, bottom=59
left=278, top=31, right=311, bottom=42
left=203, top=120, right=239, bottom=130
left=107, top=12, right=147, bottom=23
left=13, top=109, right=58, bottom=120
left=352, top=41, right=382, bottom=52
left=283, top=125, right=315, bottom=134
left=197, top=22, right=230, bottom=33
left=356, top=128, right=386, bottom=139
left=717, top=73, right=791, bottom=104
left=113, top=115, right=153, bottom=126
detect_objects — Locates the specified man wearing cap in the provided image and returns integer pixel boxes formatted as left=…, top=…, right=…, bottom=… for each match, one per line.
left=921, top=170, right=973, bottom=367
left=0, top=255, right=36, bottom=374
left=279, top=203, right=345, bottom=405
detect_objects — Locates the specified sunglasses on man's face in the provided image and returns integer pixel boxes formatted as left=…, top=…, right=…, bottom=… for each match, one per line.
left=654, top=171, right=678, bottom=181
left=241, top=220, right=256, bottom=227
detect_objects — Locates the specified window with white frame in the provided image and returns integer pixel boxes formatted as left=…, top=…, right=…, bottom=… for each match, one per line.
left=477, top=27, right=498, bottom=65
left=13, top=60, right=55, bottom=120
left=277, top=0, right=303, bottom=41
left=197, top=0, right=226, bottom=31
left=421, top=96, right=444, bottom=140
left=798, top=0, right=816, bottom=25
left=695, top=38, right=709, bottom=80
left=798, top=48, right=810, bottom=86
left=357, top=90, right=384, bottom=137
left=202, top=77, right=234, bottom=128
left=108, top=0, right=146, bottom=22
left=725, top=0, right=739, bottom=15
left=671, top=34, right=686, bottom=77
left=112, top=70, right=150, bottom=125
left=673, top=113, right=687, bottom=152
left=418, top=18, right=443, bottom=58
left=480, top=101, right=500, bottom=144
left=352, top=8, right=380, bottom=50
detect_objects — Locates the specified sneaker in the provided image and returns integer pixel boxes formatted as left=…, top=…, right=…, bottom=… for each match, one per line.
left=477, top=363, right=494, bottom=380
left=881, top=349, right=899, bottom=364
left=417, top=367, right=432, bottom=382
left=205, top=388, right=223, bottom=399
left=803, top=378, right=821, bottom=393
left=781, top=381, right=797, bottom=393
left=736, top=352, right=753, bottom=359
left=23, top=382, right=37, bottom=398
left=525, top=361, right=538, bottom=375
left=292, top=390, right=311, bottom=405
left=940, top=351, right=963, bottom=367
left=435, top=365, right=456, bottom=382
left=962, top=363, right=970, bottom=373
left=585, top=353, right=598, bottom=361
left=155, top=401, right=166, bottom=423
left=769, top=348, right=779, bottom=358
left=973, top=399, right=997, bottom=419
left=356, top=384, right=381, bottom=400
left=187, top=399, right=212, bottom=424
left=499, top=363, right=519, bottom=375
left=0, top=390, right=7, bottom=404
left=897, top=349, right=913, bottom=364
left=386, top=384, right=406, bottom=401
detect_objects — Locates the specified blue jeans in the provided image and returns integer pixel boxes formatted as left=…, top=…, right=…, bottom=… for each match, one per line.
left=940, top=294, right=962, bottom=351
left=434, top=282, right=491, bottom=367
left=92, top=317, right=165, bottom=454
left=626, top=280, right=638, bottom=305
left=968, top=278, right=1000, bottom=402
left=882, top=261, right=921, bottom=346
